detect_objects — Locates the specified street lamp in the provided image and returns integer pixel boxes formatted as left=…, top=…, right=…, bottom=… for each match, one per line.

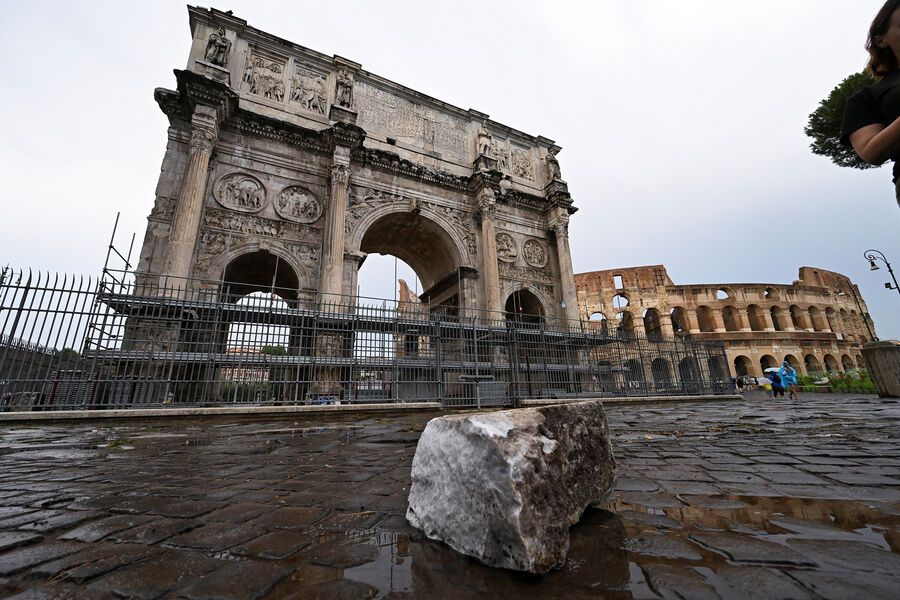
left=864, top=249, right=900, bottom=296
left=834, top=287, right=877, bottom=342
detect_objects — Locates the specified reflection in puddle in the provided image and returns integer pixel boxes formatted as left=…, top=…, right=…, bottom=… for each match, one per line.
left=343, top=531, right=413, bottom=596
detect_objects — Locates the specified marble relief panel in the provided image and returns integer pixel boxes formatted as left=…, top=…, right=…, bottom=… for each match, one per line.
left=242, top=48, right=286, bottom=102
left=354, top=81, right=467, bottom=158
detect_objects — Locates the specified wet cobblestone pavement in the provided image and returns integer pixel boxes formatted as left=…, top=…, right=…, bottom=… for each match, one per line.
left=0, top=391, right=898, bottom=599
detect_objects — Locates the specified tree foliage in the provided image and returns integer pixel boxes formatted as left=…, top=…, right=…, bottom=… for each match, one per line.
left=805, top=71, right=878, bottom=170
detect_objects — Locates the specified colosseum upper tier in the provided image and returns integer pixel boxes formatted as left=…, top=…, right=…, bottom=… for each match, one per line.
left=575, top=265, right=876, bottom=378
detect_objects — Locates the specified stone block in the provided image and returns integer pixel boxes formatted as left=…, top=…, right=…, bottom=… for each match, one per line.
left=862, top=340, right=900, bottom=398
left=406, top=401, right=616, bottom=574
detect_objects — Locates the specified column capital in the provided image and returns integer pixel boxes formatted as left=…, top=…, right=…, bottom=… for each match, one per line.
left=189, top=126, right=216, bottom=156
left=476, top=187, right=497, bottom=220
left=548, top=208, right=570, bottom=238
left=330, top=163, right=351, bottom=186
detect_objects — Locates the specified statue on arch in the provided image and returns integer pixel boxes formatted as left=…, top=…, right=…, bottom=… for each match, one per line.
left=204, top=26, right=231, bottom=67
left=477, top=121, right=493, bottom=157
left=336, top=67, right=354, bottom=108
left=545, top=151, right=562, bottom=181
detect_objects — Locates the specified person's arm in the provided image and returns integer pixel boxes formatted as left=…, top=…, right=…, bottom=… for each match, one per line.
left=849, top=117, right=900, bottom=164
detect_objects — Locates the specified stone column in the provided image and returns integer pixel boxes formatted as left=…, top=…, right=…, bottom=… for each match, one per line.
left=736, top=308, right=752, bottom=332
left=549, top=209, right=580, bottom=325
left=477, top=188, right=502, bottom=317
left=660, top=319, right=675, bottom=339
left=712, top=310, right=726, bottom=333
left=762, top=309, right=776, bottom=332
left=685, top=309, right=700, bottom=333
left=161, top=105, right=218, bottom=292
left=320, top=151, right=351, bottom=308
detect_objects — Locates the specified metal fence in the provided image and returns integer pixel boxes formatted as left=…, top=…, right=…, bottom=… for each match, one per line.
left=0, top=266, right=732, bottom=412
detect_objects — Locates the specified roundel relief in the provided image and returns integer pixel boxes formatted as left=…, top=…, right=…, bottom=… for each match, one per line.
left=496, top=232, right=518, bottom=263
left=523, top=239, right=547, bottom=267
left=214, top=173, right=266, bottom=213
left=276, top=186, right=322, bottom=223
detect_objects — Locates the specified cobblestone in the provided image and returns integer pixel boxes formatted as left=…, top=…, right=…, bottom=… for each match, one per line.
left=0, top=391, right=897, bottom=598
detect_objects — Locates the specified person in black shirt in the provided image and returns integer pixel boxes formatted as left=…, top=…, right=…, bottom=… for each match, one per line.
left=841, top=0, right=900, bottom=207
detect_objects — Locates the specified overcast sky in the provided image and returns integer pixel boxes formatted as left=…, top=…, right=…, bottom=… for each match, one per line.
left=1, top=0, right=898, bottom=337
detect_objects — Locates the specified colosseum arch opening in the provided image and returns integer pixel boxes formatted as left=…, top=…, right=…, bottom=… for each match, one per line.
left=643, top=308, right=663, bottom=341
left=747, top=304, right=766, bottom=332
left=759, top=354, right=777, bottom=373
left=722, top=306, right=741, bottom=332
left=770, top=306, right=786, bottom=331
left=670, top=307, right=688, bottom=334
left=734, top=355, right=753, bottom=377
left=697, top=306, right=716, bottom=332
left=804, top=354, right=822, bottom=374
left=784, top=354, right=802, bottom=373
left=841, top=354, right=855, bottom=370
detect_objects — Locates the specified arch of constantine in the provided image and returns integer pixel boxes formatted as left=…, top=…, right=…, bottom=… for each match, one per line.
left=575, top=265, right=877, bottom=378
left=137, top=6, right=579, bottom=323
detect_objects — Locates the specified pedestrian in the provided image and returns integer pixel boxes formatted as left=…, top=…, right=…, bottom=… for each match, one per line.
left=770, top=370, right=785, bottom=399
left=841, top=0, right=900, bottom=208
left=780, top=361, right=799, bottom=401
left=735, top=377, right=744, bottom=393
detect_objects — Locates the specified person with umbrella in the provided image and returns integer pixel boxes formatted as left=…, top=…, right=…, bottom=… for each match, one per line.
left=779, top=361, right=799, bottom=401
left=765, top=367, right=786, bottom=399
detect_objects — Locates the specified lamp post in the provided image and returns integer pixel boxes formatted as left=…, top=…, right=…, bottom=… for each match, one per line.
left=835, top=286, right=877, bottom=342
left=864, top=249, right=900, bottom=296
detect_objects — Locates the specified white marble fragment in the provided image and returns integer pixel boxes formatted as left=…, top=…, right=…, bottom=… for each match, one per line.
left=406, top=401, right=617, bottom=574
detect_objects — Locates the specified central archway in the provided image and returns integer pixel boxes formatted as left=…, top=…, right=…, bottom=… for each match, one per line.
left=355, top=210, right=468, bottom=310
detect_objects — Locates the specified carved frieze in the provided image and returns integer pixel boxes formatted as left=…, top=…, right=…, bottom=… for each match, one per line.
left=511, top=147, right=535, bottom=181
left=491, top=139, right=511, bottom=172
left=276, top=186, right=322, bottom=224
left=290, top=66, right=327, bottom=115
left=354, top=82, right=467, bottom=158
left=345, top=187, right=405, bottom=235
left=204, top=207, right=319, bottom=242
left=523, top=239, right=548, bottom=268
left=214, top=173, right=267, bottom=213
left=499, top=262, right=553, bottom=284
left=496, top=232, right=518, bottom=263
left=242, top=50, right=286, bottom=102
left=427, top=202, right=477, bottom=260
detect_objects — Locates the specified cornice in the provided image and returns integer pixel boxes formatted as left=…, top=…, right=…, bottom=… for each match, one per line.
left=356, top=147, right=471, bottom=193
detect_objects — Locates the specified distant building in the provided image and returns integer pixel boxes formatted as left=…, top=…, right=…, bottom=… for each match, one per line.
left=575, top=266, right=876, bottom=377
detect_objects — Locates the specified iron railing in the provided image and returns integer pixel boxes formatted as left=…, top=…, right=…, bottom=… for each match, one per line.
left=0, top=266, right=732, bottom=411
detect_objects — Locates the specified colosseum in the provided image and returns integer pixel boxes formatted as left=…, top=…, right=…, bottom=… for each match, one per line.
left=575, top=265, right=877, bottom=378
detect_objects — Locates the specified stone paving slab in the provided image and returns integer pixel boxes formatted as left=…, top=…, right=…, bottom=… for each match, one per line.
left=0, top=391, right=897, bottom=598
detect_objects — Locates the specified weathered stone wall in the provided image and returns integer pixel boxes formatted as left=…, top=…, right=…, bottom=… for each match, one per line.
left=575, top=265, right=876, bottom=378
left=861, top=341, right=900, bottom=398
